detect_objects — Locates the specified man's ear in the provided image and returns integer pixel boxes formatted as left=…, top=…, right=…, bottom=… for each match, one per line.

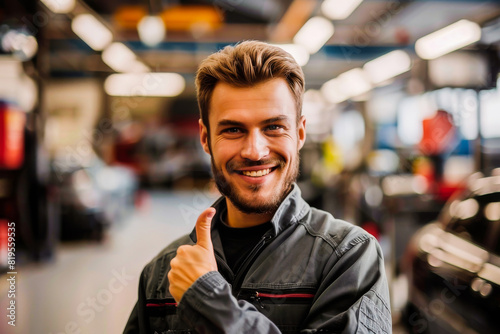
left=298, top=115, right=306, bottom=150
left=199, top=119, right=211, bottom=154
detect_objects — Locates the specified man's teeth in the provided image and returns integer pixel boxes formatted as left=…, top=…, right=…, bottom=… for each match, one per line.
left=241, top=168, right=271, bottom=177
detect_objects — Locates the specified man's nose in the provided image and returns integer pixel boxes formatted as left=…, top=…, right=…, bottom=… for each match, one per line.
left=240, top=130, right=269, bottom=161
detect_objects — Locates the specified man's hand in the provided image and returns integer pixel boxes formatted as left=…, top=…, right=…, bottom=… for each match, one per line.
left=168, top=207, right=218, bottom=303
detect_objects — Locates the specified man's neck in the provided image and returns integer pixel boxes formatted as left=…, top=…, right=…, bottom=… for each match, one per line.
left=225, top=200, right=274, bottom=228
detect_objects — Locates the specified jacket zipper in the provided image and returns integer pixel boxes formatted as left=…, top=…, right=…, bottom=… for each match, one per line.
left=146, top=302, right=177, bottom=307
left=232, top=233, right=273, bottom=295
left=255, top=292, right=315, bottom=299
left=250, top=291, right=315, bottom=309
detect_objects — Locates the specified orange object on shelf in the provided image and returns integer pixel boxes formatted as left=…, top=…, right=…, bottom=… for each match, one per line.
left=114, top=5, right=148, bottom=30
left=113, top=5, right=223, bottom=31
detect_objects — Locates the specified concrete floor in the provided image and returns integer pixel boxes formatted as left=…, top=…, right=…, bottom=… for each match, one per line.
left=0, top=189, right=220, bottom=334
left=0, top=188, right=407, bottom=333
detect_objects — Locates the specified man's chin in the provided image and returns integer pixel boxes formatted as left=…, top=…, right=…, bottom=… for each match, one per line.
left=227, top=185, right=288, bottom=214
left=229, top=197, right=280, bottom=215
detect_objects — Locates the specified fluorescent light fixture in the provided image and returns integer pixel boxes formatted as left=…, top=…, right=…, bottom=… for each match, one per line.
left=104, top=73, right=185, bottom=97
left=321, top=78, right=347, bottom=104
left=363, top=50, right=412, bottom=85
left=321, top=0, right=364, bottom=20
left=321, top=68, right=372, bottom=103
left=293, top=16, right=334, bottom=54
left=138, top=15, right=166, bottom=47
left=1, top=31, right=38, bottom=60
left=337, top=68, right=372, bottom=98
left=128, top=60, right=150, bottom=73
left=415, top=19, right=481, bottom=60
left=0, top=59, right=38, bottom=112
left=102, top=43, right=135, bottom=72
left=102, top=42, right=149, bottom=73
left=72, top=14, right=113, bottom=51
left=271, top=44, right=310, bottom=66
left=40, top=0, right=75, bottom=14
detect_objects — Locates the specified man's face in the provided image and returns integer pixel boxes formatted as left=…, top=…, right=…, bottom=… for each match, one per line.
left=200, top=78, right=306, bottom=214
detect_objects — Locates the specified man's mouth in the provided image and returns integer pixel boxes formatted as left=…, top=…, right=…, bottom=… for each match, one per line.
left=241, top=168, right=272, bottom=177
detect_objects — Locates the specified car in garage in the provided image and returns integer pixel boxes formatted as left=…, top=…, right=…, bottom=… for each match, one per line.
left=401, top=171, right=500, bottom=334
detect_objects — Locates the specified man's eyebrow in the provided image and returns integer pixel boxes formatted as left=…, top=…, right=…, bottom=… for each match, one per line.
left=217, top=119, right=245, bottom=127
left=261, top=115, right=290, bottom=125
left=216, top=115, right=290, bottom=128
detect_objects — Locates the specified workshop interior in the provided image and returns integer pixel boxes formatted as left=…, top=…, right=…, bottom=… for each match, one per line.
left=1, top=0, right=500, bottom=333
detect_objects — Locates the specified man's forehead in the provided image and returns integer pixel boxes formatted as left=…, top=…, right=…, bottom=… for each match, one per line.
left=209, top=80, right=295, bottom=117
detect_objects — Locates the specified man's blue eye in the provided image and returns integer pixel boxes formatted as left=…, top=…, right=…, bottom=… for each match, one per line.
left=267, top=125, right=282, bottom=130
left=225, top=128, right=240, bottom=133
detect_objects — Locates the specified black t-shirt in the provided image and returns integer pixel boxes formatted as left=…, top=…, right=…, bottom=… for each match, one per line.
left=218, top=213, right=272, bottom=274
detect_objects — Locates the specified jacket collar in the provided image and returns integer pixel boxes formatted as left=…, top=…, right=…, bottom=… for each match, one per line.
left=269, top=183, right=310, bottom=235
left=190, top=183, right=309, bottom=242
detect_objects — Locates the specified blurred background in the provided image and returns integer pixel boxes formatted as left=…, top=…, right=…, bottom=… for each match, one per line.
left=0, top=0, right=500, bottom=333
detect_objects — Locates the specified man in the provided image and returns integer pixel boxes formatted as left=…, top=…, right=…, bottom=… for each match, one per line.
left=124, top=41, right=391, bottom=334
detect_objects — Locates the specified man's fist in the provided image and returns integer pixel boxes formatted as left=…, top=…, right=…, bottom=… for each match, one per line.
left=168, top=207, right=218, bottom=303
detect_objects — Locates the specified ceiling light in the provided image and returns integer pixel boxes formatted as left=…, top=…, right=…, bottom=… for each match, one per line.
left=102, top=42, right=149, bottom=73
left=337, top=68, right=372, bottom=98
left=321, top=0, right=364, bottom=20
left=415, top=19, right=481, bottom=60
left=363, top=50, right=412, bottom=85
left=0, top=59, right=38, bottom=112
left=321, top=68, right=372, bottom=103
left=104, top=73, right=185, bottom=97
left=72, top=14, right=113, bottom=51
left=102, top=43, right=135, bottom=72
left=321, top=78, right=347, bottom=104
left=138, top=15, right=166, bottom=47
left=40, top=0, right=76, bottom=14
left=271, top=44, right=310, bottom=66
left=126, top=60, right=151, bottom=73
left=1, top=31, right=38, bottom=60
left=293, top=16, right=334, bottom=54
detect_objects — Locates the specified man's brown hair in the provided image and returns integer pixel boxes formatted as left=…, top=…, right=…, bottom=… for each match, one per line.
left=195, top=40, right=305, bottom=132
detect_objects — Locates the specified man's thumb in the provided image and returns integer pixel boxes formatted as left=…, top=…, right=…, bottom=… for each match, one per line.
left=196, top=207, right=215, bottom=250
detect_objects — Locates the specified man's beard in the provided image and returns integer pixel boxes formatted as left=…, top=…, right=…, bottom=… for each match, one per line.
left=211, top=155, right=299, bottom=215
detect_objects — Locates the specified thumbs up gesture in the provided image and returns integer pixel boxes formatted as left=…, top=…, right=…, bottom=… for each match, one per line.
left=168, top=208, right=218, bottom=303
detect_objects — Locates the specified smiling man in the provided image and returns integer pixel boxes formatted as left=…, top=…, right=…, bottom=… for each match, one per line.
left=124, top=41, right=391, bottom=334
left=207, top=78, right=303, bottom=225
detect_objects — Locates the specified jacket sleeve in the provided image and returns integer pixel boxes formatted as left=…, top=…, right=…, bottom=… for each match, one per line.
left=177, top=271, right=282, bottom=333
left=176, top=232, right=391, bottom=334
left=300, top=231, right=392, bottom=333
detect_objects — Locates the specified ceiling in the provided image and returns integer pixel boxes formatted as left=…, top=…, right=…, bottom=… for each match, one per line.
left=3, top=0, right=500, bottom=88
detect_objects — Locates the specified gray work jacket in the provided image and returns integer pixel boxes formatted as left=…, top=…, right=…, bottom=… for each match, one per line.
left=124, top=184, right=392, bottom=333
